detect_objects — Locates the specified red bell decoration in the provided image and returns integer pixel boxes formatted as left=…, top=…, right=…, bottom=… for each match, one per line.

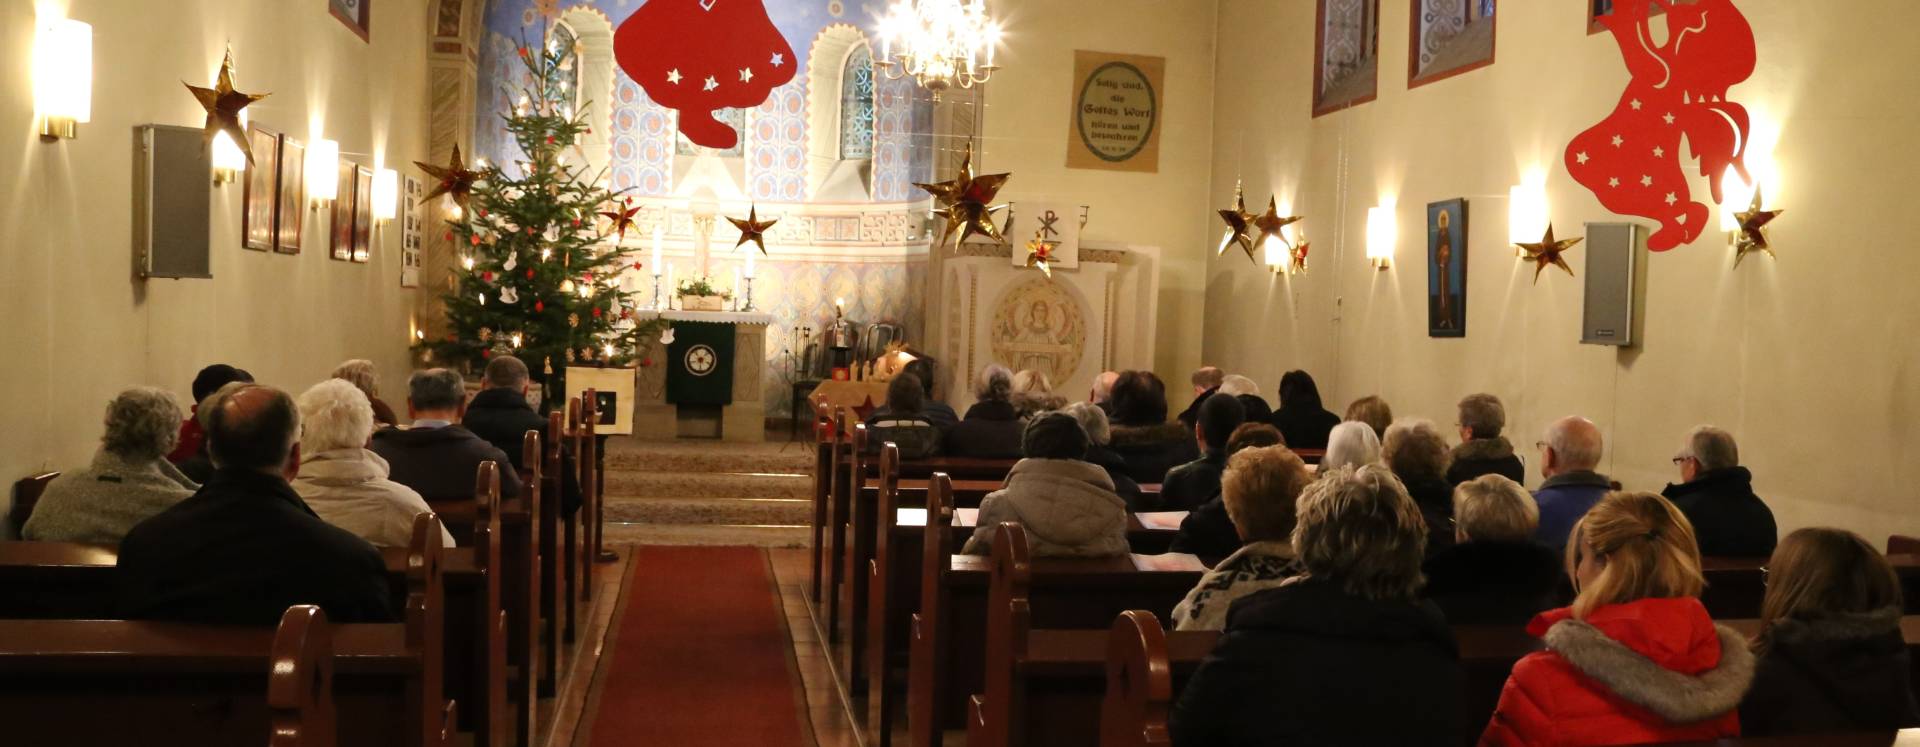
left=614, top=0, right=797, bottom=150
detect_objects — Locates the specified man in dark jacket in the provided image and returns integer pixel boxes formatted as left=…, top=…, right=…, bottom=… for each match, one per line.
left=462, top=356, right=581, bottom=515
left=1446, top=393, right=1526, bottom=486
left=1661, top=426, right=1777, bottom=557
left=1532, top=415, right=1613, bottom=554
left=119, top=384, right=393, bottom=624
left=1161, top=393, right=1243, bottom=512
left=900, top=358, right=959, bottom=431
left=1175, top=366, right=1223, bottom=430
left=373, top=368, right=521, bottom=501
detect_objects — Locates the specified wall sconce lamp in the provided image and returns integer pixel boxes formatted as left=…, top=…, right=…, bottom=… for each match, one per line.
left=1509, top=182, right=1549, bottom=258
left=1365, top=205, right=1396, bottom=270
left=306, top=138, right=340, bottom=210
left=211, top=118, right=248, bottom=184
left=1260, top=229, right=1291, bottom=274
left=372, top=168, right=399, bottom=223
left=34, top=16, right=92, bottom=141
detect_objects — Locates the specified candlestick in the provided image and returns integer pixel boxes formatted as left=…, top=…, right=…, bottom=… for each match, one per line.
left=743, top=277, right=755, bottom=312
left=744, top=249, right=756, bottom=279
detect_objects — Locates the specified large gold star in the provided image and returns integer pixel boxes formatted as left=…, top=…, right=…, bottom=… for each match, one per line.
left=415, top=144, right=484, bottom=211
left=1517, top=224, right=1583, bottom=283
left=728, top=204, right=780, bottom=255
left=1216, top=181, right=1258, bottom=262
left=183, top=48, right=269, bottom=165
left=1024, top=229, right=1059, bottom=279
left=600, top=197, right=641, bottom=242
left=1733, top=188, right=1783, bottom=267
left=916, top=142, right=1009, bottom=251
left=1251, top=197, right=1303, bottom=267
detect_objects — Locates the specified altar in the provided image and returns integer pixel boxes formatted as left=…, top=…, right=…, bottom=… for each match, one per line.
left=629, top=309, right=773, bottom=441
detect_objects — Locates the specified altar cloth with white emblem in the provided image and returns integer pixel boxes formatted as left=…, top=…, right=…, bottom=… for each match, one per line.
left=630, top=310, right=773, bottom=441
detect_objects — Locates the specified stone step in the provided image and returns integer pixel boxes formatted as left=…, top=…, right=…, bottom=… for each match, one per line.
left=603, top=522, right=809, bottom=549
left=602, top=438, right=813, bottom=474
left=603, top=496, right=812, bottom=527
left=602, top=470, right=811, bottom=500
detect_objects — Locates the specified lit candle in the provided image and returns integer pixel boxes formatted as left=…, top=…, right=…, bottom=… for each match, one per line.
left=651, top=227, right=664, bottom=276
left=744, top=249, right=756, bottom=279
left=835, top=297, right=845, bottom=315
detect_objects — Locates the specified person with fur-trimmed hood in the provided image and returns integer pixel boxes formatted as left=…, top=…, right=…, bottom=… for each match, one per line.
left=1480, top=491, right=1755, bottom=746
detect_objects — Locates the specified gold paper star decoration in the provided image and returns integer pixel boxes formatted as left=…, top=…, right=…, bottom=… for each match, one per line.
left=183, top=48, right=269, bottom=165
left=1024, top=229, right=1059, bottom=279
left=1517, top=224, right=1583, bottom=283
left=1733, top=188, right=1783, bottom=267
left=416, top=144, right=484, bottom=212
left=727, top=204, right=780, bottom=255
left=600, top=197, right=641, bottom=242
left=1252, top=197, right=1303, bottom=267
left=915, top=141, right=1009, bottom=251
left=1290, top=238, right=1311, bottom=274
left=1215, top=181, right=1257, bottom=262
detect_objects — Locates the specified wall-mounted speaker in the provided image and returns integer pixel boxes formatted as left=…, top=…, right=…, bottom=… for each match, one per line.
left=135, top=124, right=212, bottom=279
left=1581, top=221, right=1642, bottom=347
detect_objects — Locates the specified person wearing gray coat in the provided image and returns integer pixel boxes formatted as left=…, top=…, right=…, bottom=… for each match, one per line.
left=962, top=414, right=1129, bottom=558
left=24, top=387, right=199, bottom=543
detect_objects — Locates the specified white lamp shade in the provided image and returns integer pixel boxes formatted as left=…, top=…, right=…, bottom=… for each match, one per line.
left=1509, top=183, right=1549, bottom=244
left=212, top=112, right=249, bottom=172
left=1261, top=234, right=1288, bottom=267
left=34, top=18, right=92, bottom=124
left=372, top=168, right=399, bottom=220
left=1718, top=168, right=1756, bottom=231
left=1366, top=206, right=1396, bottom=262
left=306, top=139, right=340, bottom=200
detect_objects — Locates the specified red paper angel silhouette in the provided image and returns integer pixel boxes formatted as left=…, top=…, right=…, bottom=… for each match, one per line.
left=1564, top=0, right=1756, bottom=251
left=613, top=0, right=797, bottom=150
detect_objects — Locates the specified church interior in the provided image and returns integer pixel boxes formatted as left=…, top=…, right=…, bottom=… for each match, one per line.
left=4, top=0, right=1920, bottom=745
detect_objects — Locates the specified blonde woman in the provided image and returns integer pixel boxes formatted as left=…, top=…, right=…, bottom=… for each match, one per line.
left=1739, top=528, right=1920, bottom=736
left=1343, top=395, right=1393, bottom=440
left=331, top=359, right=398, bottom=427
left=1480, top=492, right=1754, bottom=746
left=1170, top=445, right=1314, bottom=630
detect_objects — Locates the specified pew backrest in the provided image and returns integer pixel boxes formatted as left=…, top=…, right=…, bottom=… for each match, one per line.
left=1100, top=610, right=1171, bottom=747
left=268, top=605, right=337, bottom=747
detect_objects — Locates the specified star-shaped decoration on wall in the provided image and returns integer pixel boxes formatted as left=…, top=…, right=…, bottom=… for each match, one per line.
left=1024, top=229, right=1059, bottom=278
left=416, top=144, right=486, bottom=211
left=1516, top=224, right=1583, bottom=283
left=914, top=141, right=1010, bottom=251
left=703, top=76, right=719, bottom=91
left=667, top=69, right=683, bottom=84
left=1732, top=188, right=1784, bottom=267
left=1251, top=196, right=1303, bottom=266
left=771, top=52, right=785, bottom=67
left=728, top=204, right=780, bottom=255
left=1214, top=181, right=1258, bottom=262
left=183, top=48, right=269, bottom=165
left=600, top=197, right=641, bottom=242
left=739, top=67, right=754, bottom=83
left=1290, top=238, right=1311, bottom=274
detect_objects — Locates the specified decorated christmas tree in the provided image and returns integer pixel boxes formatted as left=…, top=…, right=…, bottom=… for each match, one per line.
left=419, top=30, right=666, bottom=403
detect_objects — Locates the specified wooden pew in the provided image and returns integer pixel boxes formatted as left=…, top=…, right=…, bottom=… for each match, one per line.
left=822, top=408, right=853, bottom=642
left=1701, top=555, right=1920, bottom=619
left=563, top=397, right=584, bottom=642
left=809, top=400, right=834, bottom=603
left=0, top=515, right=453, bottom=747
left=6, top=471, right=57, bottom=539
left=268, top=605, right=338, bottom=747
left=1891, top=535, right=1920, bottom=556
left=843, top=422, right=874, bottom=693
left=584, top=388, right=611, bottom=568
left=540, top=411, right=566, bottom=695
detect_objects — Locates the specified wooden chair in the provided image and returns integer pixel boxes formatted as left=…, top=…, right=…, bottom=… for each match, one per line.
left=268, top=605, right=337, bottom=747
left=7, top=471, right=57, bottom=539
left=1099, top=610, right=1171, bottom=747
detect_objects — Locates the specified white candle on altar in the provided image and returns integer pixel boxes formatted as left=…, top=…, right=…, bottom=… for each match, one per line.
left=744, top=249, right=756, bottom=279
left=650, top=227, right=663, bottom=276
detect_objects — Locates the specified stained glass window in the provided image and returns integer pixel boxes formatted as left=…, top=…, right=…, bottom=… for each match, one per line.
left=676, top=108, right=746, bottom=157
left=551, top=23, right=581, bottom=112
left=839, top=46, right=875, bottom=160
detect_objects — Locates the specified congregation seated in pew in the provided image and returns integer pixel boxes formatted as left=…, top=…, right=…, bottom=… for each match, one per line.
left=1171, top=464, right=1464, bottom=745
left=863, top=373, right=942, bottom=459
left=1343, top=394, right=1393, bottom=441
left=1108, top=369, right=1200, bottom=485
left=1421, top=474, right=1566, bottom=625
left=23, top=387, right=197, bottom=544
left=168, top=363, right=254, bottom=484
left=1533, top=415, right=1615, bottom=555
left=1009, top=367, right=1066, bottom=419
left=1170, top=422, right=1286, bottom=559
left=946, top=364, right=1025, bottom=459
left=118, top=383, right=395, bottom=625
left=1481, top=491, right=1752, bottom=746
left=1174, top=365, right=1223, bottom=429
left=1218, top=374, right=1273, bottom=423
left=1448, top=392, right=1526, bottom=486
left=1662, top=425, right=1779, bottom=558
left=1160, top=392, right=1244, bottom=512
left=1171, top=444, right=1313, bottom=631
left=1318, top=420, right=1380, bottom=473
left=372, top=368, right=520, bottom=500
left=960, top=413, right=1128, bottom=558
left=292, top=379, right=454, bottom=549
left=330, top=358, right=399, bottom=428
left=901, top=357, right=960, bottom=431
left=1267, top=370, right=1340, bottom=451
left=464, top=354, right=582, bottom=515
left=1742, top=527, right=1920, bottom=736
left=1061, top=401, right=1146, bottom=510
left=1383, top=420, right=1458, bottom=555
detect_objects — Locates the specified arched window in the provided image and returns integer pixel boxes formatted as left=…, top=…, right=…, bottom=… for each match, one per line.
left=550, top=22, right=581, bottom=112
left=838, top=46, right=874, bottom=160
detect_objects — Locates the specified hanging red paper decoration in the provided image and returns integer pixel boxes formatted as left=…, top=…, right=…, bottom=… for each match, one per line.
left=1564, top=0, right=1756, bottom=252
left=613, top=0, right=797, bottom=150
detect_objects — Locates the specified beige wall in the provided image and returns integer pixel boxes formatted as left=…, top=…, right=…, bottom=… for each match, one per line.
left=978, top=0, right=1217, bottom=409
left=1203, top=0, right=1920, bottom=541
left=0, top=0, right=429, bottom=507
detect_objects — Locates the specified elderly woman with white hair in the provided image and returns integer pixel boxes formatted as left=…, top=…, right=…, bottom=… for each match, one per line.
left=1421, top=474, right=1566, bottom=625
left=1061, top=401, right=1144, bottom=509
left=23, top=387, right=199, bottom=543
left=292, top=379, right=454, bottom=548
left=1318, top=420, right=1381, bottom=473
left=1170, top=465, right=1465, bottom=744
left=945, top=364, right=1025, bottom=459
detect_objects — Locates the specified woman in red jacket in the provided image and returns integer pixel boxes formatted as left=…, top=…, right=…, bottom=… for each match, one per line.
left=1480, top=491, right=1755, bottom=746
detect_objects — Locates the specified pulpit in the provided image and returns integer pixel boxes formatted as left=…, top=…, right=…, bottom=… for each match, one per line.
left=630, top=310, right=773, bottom=441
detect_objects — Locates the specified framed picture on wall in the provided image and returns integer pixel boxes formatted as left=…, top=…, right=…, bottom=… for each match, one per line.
left=275, top=136, right=306, bottom=255
left=1409, top=0, right=1496, bottom=88
left=352, top=166, right=374, bottom=263
left=400, top=175, right=422, bottom=287
left=1314, top=0, right=1381, bottom=117
left=329, top=162, right=355, bottom=261
left=330, top=0, right=370, bottom=42
left=1427, top=198, right=1468, bottom=338
left=241, top=124, right=281, bottom=252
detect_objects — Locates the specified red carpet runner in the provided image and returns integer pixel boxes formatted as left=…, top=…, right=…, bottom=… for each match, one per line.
left=584, top=546, right=809, bottom=746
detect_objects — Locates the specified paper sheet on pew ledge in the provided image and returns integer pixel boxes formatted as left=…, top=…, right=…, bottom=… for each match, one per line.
left=1135, top=511, right=1188, bottom=531
left=1133, top=552, right=1206, bottom=572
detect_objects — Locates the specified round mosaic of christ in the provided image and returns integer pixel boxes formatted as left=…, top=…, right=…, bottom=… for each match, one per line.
left=989, top=277, right=1087, bottom=385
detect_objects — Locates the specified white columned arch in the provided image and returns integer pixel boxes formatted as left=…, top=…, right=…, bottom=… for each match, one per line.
left=805, top=24, right=870, bottom=199
left=558, top=8, right=616, bottom=182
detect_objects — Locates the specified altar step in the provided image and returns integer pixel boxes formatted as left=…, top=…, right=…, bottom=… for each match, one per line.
left=599, top=437, right=816, bottom=548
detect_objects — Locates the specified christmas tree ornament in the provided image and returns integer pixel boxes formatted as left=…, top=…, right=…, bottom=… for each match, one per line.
left=1251, top=197, right=1302, bottom=267
left=499, top=287, right=519, bottom=304
left=915, top=141, right=1010, bottom=251
left=561, top=279, right=576, bottom=294
left=568, top=313, right=580, bottom=328
left=1024, top=228, right=1058, bottom=279
left=479, top=327, right=493, bottom=342
left=416, top=144, right=484, bottom=212
left=581, top=346, right=595, bottom=362
left=1215, top=181, right=1258, bottom=261
left=614, top=0, right=798, bottom=149
left=502, top=254, right=518, bottom=272
left=1732, top=187, right=1782, bottom=267
left=184, top=48, right=269, bottom=166
left=566, top=348, right=576, bottom=362
left=1517, top=224, right=1583, bottom=283
left=601, top=197, right=642, bottom=242
left=481, top=271, right=494, bottom=282
left=727, top=204, right=779, bottom=255
left=661, top=328, right=676, bottom=345
left=535, top=300, right=545, bottom=312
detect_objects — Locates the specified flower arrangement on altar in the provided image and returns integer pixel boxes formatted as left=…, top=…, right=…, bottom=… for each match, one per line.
left=675, top=276, right=732, bottom=311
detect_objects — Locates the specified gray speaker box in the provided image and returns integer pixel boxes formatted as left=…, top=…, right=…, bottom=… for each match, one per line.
left=134, top=124, right=213, bottom=279
left=1581, top=222, right=1642, bottom=346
